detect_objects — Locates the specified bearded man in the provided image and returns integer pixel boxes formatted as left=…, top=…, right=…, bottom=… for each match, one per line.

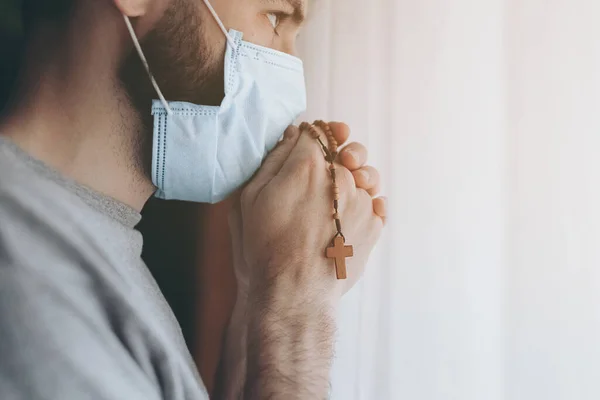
left=0, top=0, right=386, bottom=398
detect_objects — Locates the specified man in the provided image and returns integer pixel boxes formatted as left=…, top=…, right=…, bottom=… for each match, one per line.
left=0, top=0, right=386, bottom=399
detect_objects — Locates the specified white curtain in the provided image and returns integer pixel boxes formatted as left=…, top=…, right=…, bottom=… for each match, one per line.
left=298, top=1, right=600, bottom=399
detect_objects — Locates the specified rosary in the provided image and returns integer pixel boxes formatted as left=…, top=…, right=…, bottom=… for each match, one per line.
left=299, top=120, right=354, bottom=280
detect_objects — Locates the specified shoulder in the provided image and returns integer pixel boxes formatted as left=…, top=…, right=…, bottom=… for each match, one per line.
left=0, top=186, right=159, bottom=398
left=0, top=149, right=109, bottom=278
left=0, top=264, right=160, bottom=400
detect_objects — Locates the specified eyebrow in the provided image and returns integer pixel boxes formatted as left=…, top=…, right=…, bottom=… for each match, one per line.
left=263, top=0, right=307, bottom=24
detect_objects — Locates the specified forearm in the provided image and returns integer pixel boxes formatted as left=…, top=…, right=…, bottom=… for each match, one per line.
left=243, top=275, right=338, bottom=400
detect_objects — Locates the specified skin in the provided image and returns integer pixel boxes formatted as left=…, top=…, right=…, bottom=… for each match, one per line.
left=0, top=0, right=387, bottom=398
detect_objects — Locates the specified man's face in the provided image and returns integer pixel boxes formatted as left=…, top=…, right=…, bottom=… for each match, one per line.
left=120, top=0, right=307, bottom=173
left=121, top=0, right=307, bottom=107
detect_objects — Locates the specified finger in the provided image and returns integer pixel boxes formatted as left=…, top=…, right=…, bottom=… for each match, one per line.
left=351, top=166, right=380, bottom=196
left=279, top=126, right=356, bottom=202
left=373, top=196, right=387, bottom=225
left=339, top=142, right=368, bottom=171
left=280, top=123, right=329, bottom=176
left=328, top=121, right=351, bottom=146
left=244, top=125, right=301, bottom=202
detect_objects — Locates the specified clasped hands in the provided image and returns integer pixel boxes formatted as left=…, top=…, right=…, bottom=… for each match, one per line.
left=230, top=121, right=386, bottom=300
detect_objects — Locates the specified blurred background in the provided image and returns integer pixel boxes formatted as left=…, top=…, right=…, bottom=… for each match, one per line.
left=3, top=0, right=600, bottom=399
left=298, top=1, right=600, bottom=399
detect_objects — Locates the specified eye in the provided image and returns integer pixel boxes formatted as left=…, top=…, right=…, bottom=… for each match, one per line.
left=266, top=12, right=280, bottom=29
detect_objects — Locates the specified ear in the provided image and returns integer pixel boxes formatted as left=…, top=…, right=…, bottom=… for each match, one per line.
left=113, top=0, right=152, bottom=17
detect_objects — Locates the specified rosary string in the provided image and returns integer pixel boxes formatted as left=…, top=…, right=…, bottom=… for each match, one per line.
left=299, top=121, right=354, bottom=280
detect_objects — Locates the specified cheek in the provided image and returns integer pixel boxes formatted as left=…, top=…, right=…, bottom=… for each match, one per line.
left=237, top=14, right=278, bottom=47
left=135, top=0, right=172, bottom=37
left=207, top=0, right=286, bottom=52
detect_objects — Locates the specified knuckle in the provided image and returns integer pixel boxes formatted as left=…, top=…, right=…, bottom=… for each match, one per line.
left=283, top=124, right=300, bottom=140
left=298, top=146, right=325, bottom=172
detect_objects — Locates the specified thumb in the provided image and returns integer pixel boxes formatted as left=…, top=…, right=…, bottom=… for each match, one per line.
left=244, top=125, right=302, bottom=202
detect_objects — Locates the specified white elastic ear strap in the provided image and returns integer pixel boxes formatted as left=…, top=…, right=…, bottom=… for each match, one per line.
left=201, top=0, right=236, bottom=48
left=123, top=1, right=233, bottom=114
left=123, top=15, right=172, bottom=115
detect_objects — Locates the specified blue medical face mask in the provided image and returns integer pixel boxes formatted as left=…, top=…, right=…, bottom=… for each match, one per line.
left=123, top=0, right=307, bottom=203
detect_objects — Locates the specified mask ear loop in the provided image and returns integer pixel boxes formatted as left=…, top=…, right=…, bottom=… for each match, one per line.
left=124, top=1, right=235, bottom=115
left=201, top=0, right=237, bottom=48
left=123, top=15, right=173, bottom=115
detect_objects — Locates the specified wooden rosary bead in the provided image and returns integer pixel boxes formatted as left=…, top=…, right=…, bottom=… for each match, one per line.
left=305, top=119, right=354, bottom=280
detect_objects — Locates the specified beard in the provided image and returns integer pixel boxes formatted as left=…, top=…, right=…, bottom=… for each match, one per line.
left=119, top=0, right=225, bottom=180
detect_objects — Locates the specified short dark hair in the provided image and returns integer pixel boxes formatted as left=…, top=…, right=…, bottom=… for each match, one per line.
left=22, top=0, right=74, bottom=27
left=0, top=0, right=75, bottom=110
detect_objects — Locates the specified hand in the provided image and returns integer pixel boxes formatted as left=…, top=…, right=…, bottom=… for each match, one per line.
left=221, top=122, right=386, bottom=399
left=231, top=121, right=386, bottom=300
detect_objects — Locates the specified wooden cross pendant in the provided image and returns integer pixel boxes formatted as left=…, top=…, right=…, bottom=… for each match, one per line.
left=326, top=236, right=354, bottom=279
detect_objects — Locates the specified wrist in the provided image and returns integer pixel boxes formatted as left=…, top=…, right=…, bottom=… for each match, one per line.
left=244, top=275, right=338, bottom=398
left=242, top=259, right=340, bottom=398
left=251, top=256, right=343, bottom=310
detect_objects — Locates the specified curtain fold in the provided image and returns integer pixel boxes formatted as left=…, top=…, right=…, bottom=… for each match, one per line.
left=298, top=1, right=600, bottom=399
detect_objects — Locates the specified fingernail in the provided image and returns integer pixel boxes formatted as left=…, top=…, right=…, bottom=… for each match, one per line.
left=283, top=126, right=296, bottom=140
left=358, top=169, right=370, bottom=182
left=345, top=149, right=359, bottom=162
